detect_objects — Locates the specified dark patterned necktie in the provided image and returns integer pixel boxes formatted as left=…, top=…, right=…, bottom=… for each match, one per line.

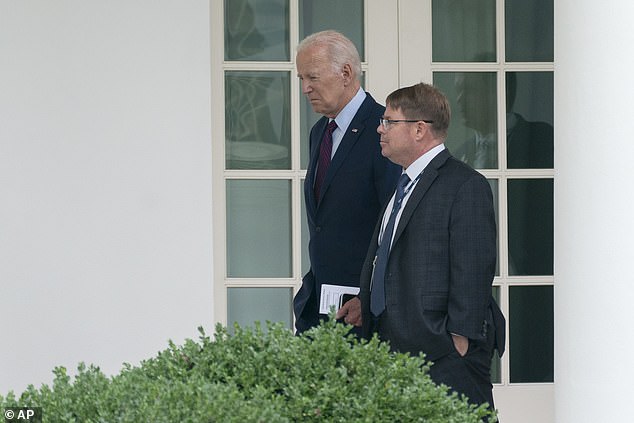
left=314, top=120, right=338, bottom=202
left=370, top=173, right=411, bottom=316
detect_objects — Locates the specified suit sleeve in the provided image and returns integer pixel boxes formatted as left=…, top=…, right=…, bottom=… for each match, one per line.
left=446, top=174, right=497, bottom=340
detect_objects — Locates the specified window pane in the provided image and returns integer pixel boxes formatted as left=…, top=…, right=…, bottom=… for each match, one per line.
left=505, top=0, right=553, bottom=62
left=224, top=0, right=290, bottom=61
left=507, top=72, right=554, bottom=169
left=508, top=179, right=553, bottom=276
left=226, top=180, right=292, bottom=277
left=225, top=71, right=291, bottom=170
left=509, top=286, right=553, bottom=383
left=491, top=286, right=501, bottom=383
left=228, top=287, right=293, bottom=331
left=298, top=0, right=364, bottom=60
left=434, top=72, right=498, bottom=169
left=432, top=0, right=496, bottom=62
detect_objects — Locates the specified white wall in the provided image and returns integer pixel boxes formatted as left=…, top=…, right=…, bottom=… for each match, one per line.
left=0, top=1, right=213, bottom=394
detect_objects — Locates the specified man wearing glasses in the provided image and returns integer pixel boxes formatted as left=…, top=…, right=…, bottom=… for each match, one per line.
left=340, top=83, right=505, bottom=411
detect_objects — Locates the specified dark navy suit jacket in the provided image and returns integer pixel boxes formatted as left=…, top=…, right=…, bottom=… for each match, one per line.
left=294, top=93, right=400, bottom=333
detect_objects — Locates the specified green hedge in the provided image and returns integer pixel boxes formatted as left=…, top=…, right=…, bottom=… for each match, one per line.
left=1, top=319, right=496, bottom=422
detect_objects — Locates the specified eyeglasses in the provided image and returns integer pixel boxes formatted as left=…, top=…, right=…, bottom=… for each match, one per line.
left=379, top=118, right=434, bottom=130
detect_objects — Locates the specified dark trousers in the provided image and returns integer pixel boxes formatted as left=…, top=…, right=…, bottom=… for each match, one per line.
left=429, top=340, right=495, bottom=410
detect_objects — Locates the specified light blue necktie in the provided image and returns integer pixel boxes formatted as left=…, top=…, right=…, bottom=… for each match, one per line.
left=370, top=173, right=411, bottom=316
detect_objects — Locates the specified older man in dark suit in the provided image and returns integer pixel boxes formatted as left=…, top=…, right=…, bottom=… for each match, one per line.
left=340, top=83, right=505, bottom=409
left=293, top=30, right=400, bottom=333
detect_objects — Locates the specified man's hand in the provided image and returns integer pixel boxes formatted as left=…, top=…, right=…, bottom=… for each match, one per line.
left=335, top=297, right=362, bottom=327
left=451, top=333, right=469, bottom=357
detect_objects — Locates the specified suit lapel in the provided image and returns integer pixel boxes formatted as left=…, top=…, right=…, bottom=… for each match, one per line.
left=391, top=149, right=451, bottom=246
left=306, top=117, right=328, bottom=215
left=318, top=94, right=376, bottom=204
left=321, top=123, right=363, bottom=192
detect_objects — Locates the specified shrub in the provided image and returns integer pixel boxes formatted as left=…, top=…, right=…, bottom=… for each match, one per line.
left=1, top=319, right=495, bottom=422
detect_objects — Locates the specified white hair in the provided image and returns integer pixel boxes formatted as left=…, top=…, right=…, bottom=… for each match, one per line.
left=297, top=30, right=362, bottom=80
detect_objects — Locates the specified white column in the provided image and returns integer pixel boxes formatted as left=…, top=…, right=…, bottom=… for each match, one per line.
left=555, top=1, right=634, bottom=422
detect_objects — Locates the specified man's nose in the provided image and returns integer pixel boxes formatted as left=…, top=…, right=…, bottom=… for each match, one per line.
left=301, top=80, right=311, bottom=94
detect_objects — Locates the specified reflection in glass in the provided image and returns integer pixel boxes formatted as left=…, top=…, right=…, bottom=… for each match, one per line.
left=509, top=286, right=554, bottom=383
left=224, top=0, right=290, bottom=61
left=225, top=71, right=291, bottom=169
left=508, top=179, right=553, bottom=276
left=228, top=287, right=293, bottom=332
left=491, top=286, right=501, bottom=383
left=298, top=0, right=364, bottom=60
left=506, top=72, right=554, bottom=169
left=435, top=72, right=497, bottom=169
left=505, top=0, right=553, bottom=62
left=226, top=180, right=292, bottom=277
left=432, top=0, right=495, bottom=62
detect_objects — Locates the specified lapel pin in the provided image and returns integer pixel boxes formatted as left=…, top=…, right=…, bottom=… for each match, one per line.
left=351, top=128, right=358, bottom=133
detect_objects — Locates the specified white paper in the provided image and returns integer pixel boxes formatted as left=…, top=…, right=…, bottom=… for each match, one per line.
left=319, top=284, right=360, bottom=314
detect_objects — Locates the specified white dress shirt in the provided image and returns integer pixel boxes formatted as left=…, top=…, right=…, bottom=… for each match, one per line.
left=330, top=87, right=366, bottom=157
left=379, top=143, right=446, bottom=248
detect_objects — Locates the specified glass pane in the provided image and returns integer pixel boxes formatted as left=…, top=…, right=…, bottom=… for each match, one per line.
left=434, top=72, right=498, bottom=169
left=226, top=180, right=292, bottom=277
left=509, top=286, right=554, bottom=383
left=491, top=286, right=501, bottom=384
left=432, top=0, right=496, bottom=62
left=508, top=179, right=553, bottom=276
left=300, top=73, right=365, bottom=169
left=298, top=0, right=364, bottom=60
left=505, top=0, right=553, bottom=62
left=227, top=287, right=293, bottom=331
left=487, top=179, right=499, bottom=276
left=507, top=72, right=554, bottom=169
left=224, top=0, right=290, bottom=61
left=225, top=71, right=291, bottom=170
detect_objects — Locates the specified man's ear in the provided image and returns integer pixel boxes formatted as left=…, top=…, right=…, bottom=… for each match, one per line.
left=415, top=121, right=427, bottom=138
left=341, top=63, right=353, bottom=86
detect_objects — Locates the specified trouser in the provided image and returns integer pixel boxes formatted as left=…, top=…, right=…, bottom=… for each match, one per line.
left=429, top=339, right=495, bottom=411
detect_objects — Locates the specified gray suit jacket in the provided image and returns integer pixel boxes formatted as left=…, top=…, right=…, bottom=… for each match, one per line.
left=360, top=148, right=505, bottom=361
